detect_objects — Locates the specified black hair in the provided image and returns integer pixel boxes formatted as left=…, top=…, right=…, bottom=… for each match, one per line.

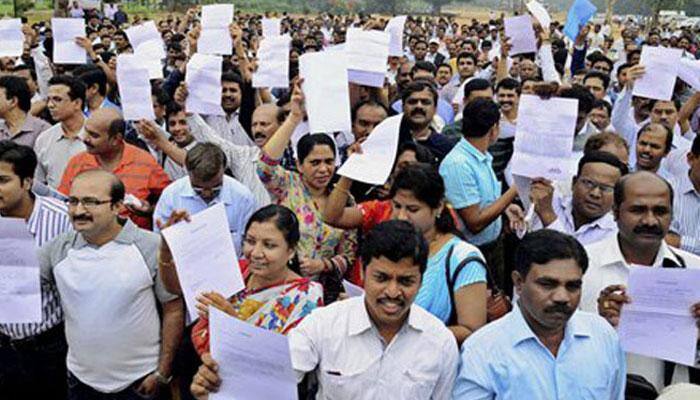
left=614, top=171, right=674, bottom=210
left=584, top=70, right=611, bottom=91
left=496, top=77, right=521, bottom=94
left=297, top=133, right=336, bottom=164
left=78, top=67, right=108, bottom=97
left=463, top=78, right=491, bottom=101
left=636, top=122, right=673, bottom=155
left=456, top=51, right=477, bottom=64
left=151, top=85, right=171, bottom=107
left=48, top=75, right=87, bottom=108
left=351, top=100, right=390, bottom=124
left=412, top=61, right=436, bottom=76
left=436, top=63, right=453, bottom=73
left=397, top=142, right=437, bottom=166
left=0, top=140, right=37, bottom=181
left=108, top=118, right=126, bottom=138
left=360, top=220, right=429, bottom=275
left=244, top=204, right=301, bottom=274
left=577, top=150, right=629, bottom=177
left=0, top=75, right=32, bottom=113
left=165, top=101, right=185, bottom=122
left=584, top=132, right=628, bottom=159
left=221, top=71, right=244, bottom=86
left=12, top=64, right=38, bottom=83
left=591, top=99, right=612, bottom=115
left=515, top=230, right=589, bottom=277
left=692, top=135, right=700, bottom=156
left=185, top=143, right=227, bottom=181
left=559, top=84, right=595, bottom=115
left=401, top=80, right=438, bottom=107
left=616, top=62, right=633, bottom=79
left=461, top=98, right=500, bottom=138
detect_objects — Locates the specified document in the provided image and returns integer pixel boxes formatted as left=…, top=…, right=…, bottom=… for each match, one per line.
left=51, top=18, right=86, bottom=64
left=262, top=18, right=281, bottom=37
left=161, top=204, right=245, bottom=321
left=563, top=0, right=597, bottom=40
left=125, top=21, right=166, bottom=61
left=385, top=15, right=407, bottom=57
left=504, top=16, right=537, bottom=55
left=679, top=58, right=700, bottom=91
left=253, top=35, right=291, bottom=89
left=618, top=267, right=700, bottom=366
left=299, top=52, right=351, bottom=133
left=510, top=95, right=578, bottom=181
left=199, top=4, right=234, bottom=55
left=117, top=54, right=156, bottom=121
left=338, top=113, right=402, bottom=185
left=0, top=19, right=24, bottom=57
left=633, top=46, right=683, bottom=101
left=186, top=53, right=225, bottom=116
left=526, top=1, right=551, bottom=30
left=342, top=280, right=364, bottom=298
left=0, top=218, right=42, bottom=323
left=209, top=308, right=298, bottom=400
left=345, top=28, right=391, bottom=88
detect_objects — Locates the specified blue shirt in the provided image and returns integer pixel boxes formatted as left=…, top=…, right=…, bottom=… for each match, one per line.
left=452, top=305, right=626, bottom=400
left=83, top=97, right=121, bottom=118
left=439, top=138, right=502, bottom=245
left=415, top=236, right=487, bottom=323
left=153, top=175, right=257, bottom=255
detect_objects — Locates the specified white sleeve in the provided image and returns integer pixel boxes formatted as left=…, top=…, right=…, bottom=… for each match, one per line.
left=538, top=43, right=561, bottom=84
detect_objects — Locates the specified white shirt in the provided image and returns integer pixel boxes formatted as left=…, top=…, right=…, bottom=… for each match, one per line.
left=203, top=112, right=257, bottom=147
left=582, top=237, right=700, bottom=391
left=33, top=122, right=86, bottom=189
left=532, top=194, right=618, bottom=246
left=289, top=296, right=458, bottom=400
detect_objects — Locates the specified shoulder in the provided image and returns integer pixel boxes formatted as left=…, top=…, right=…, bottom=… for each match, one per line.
left=461, top=312, right=514, bottom=352
left=571, top=310, right=620, bottom=347
left=222, top=176, right=254, bottom=198
left=160, top=176, right=188, bottom=196
left=126, top=144, right=160, bottom=166
left=672, top=248, right=700, bottom=269
left=409, top=304, right=456, bottom=346
left=449, top=238, right=484, bottom=261
left=128, top=223, right=160, bottom=257
left=304, top=296, right=358, bottom=326
left=36, top=123, right=61, bottom=143
left=36, top=195, right=70, bottom=216
left=41, top=229, right=79, bottom=264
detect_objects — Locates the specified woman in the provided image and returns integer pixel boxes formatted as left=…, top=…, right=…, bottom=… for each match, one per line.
left=324, top=163, right=487, bottom=344
left=158, top=205, right=323, bottom=355
left=257, top=83, right=356, bottom=301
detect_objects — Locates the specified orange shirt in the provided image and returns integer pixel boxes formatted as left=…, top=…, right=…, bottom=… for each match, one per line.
left=58, top=143, right=171, bottom=229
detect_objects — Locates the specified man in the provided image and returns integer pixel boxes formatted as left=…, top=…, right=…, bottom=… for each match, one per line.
left=191, top=220, right=459, bottom=399
left=0, top=142, right=72, bottom=399
left=441, top=78, right=494, bottom=140
left=440, top=51, right=478, bottom=104
left=161, top=102, right=197, bottom=180
left=40, top=170, right=183, bottom=398
left=351, top=100, right=389, bottom=144
left=490, top=78, right=520, bottom=182
left=57, top=108, right=170, bottom=229
left=583, top=171, right=700, bottom=391
left=453, top=230, right=626, bottom=399
left=400, top=80, right=455, bottom=161
left=559, top=85, right=597, bottom=152
left=435, top=63, right=453, bottom=89
left=590, top=99, right=613, bottom=134
left=76, top=67, right=120, bottom=117
left=583, top=71, right=611, bottom=101
left=154, top=142, right=256, bottom=255
left=584, top=132, right=630, bottom=165
left=200, top=71, right=257, bottom=147
left=634, top=122, right=673, bottom=179
left=0, top=76, right=50, bottom=147
left=440, top=98, right=518, bottom=288
left=112, top=30, right=130, bottom=53
left=667, top=136, right=700, bottom=256
left=33, top=75, right=87, bottom=189
left=412, top=38, right=428, bottom=62
left=426, top=38, right=446, bottom=66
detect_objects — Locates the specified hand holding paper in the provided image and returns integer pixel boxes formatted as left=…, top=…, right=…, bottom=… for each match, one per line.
left=253, top=35, right=291, bottom=89
left=199, top=4, right=234, bottom=55
left=385, top=16, right=408, bottom=57
left=504, top=16, right=537, bottom=55
left=299, top=52, right=351, bottom=133
left=0, top=19, right=24, bottom=58
left=117, top=54, right=156, bottom=121
left=186, top=53, right=225, bottom=116
left=51, top=18, right=86, bottom=64
left=632, top=46, right=683, bottom=101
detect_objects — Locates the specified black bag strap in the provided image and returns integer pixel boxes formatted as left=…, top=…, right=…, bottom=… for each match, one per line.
left=444, top=245, right=489, bottom=326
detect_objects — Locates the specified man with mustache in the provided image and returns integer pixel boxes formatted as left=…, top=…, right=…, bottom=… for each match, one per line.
left=582, top=171, right=700, bottom=391
left=190, top=220, right=459, bottom=399
left=633, top=123, right=674, bottom=180
left=453, top=230, right=626, bottom=399
left=666, top=136, right=700, bottom=257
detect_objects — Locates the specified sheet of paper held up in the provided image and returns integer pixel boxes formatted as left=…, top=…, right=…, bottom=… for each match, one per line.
left=51, top=18, right=86, bottom=64
left=209, top=308, right=298, bottom=400
left=337, top=114, right=403, bottom=185
left=345, top=28, right=391, bottom=88
left=563, top=0, right=597, bottom=41
left=385, top=15, right=408, bottom=57
left=0, top=218, right=42, bottom=323
left=186, top=53, right=225, bottom=116
left=526, top=1, right=551, bottom=30
left=198, top=4, right=234, bottom=55
left=299, top=52, right=352, bottom=133
left=342, top=280, right=364, bottom=298
left=679, top=58, right=700, bottom=92
left=510, top=95, right=578, bottom=182
left=632, top=46, right=683, bottom=101
left=262, top=18, right=281, bottom=37
left=0, top=19, right=24, bottom=58
left=618, top=267, right=700, bottom=367
left=125, top=21, right=166, bottom=60
left=161, top=204, right=245, bottom=321
left=504, top=16, right=538, bottom=56
left=253, top=35, right=291, bottom=89
left=117, top=54, right=156, bottom=121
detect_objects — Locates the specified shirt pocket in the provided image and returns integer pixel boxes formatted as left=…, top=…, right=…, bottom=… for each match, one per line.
left=320, top=369, right=367, bottom=400
left=399, top=369, right=438, bottom=399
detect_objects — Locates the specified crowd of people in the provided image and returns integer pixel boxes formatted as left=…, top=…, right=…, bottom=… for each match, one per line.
left=1, top=2, right=700, bottom=399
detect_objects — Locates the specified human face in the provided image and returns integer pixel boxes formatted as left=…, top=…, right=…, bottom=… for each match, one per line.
left=496, top=88, right=518, bottom=113
left=519, top=60, right=537, bottom=80
left=243, top=220, right=294, bottom=281
left=0, top=87, right=14, bottom=115
left=189, top=168, right=224, bottom=203
left=352, top=104, right=387, bottom=143
left=614, top=178, right=672, bottom=249
left=589, top=106, right=610, bottom=130
left=688, top=151, right=700, bottom=189
left=403, top=88, right=436, bottom=128
left=83, top=117, right=116, bottom=155
left=636, top=126, right=668, bottom=171
left=429, top=42, right=439, bottom=54
left=167, top=111, right=193, bottom=146
left=68, top=176, right=119, bottom=235
left=47, top=84, right=81, bottom=122
left=113, top=34, right=127, bottom=50
left=297, top=144, right=335, bottom=191
left=152, top=97, right=166, bottom=121
left=391, top=189, right=440, bottom=234
left=521, top=80, right=536, bottom=95
left=572, top=162, right=620, bottom=223
left=0, top=161, right=30, bottom=215
left=650, top=101, right=678, bottom=128
left=592, top=61, right=611, bottom=75
left=363, top=256, right=422, bottom=329
left=13, top=69, right=37, bottom=95
left=413, top=42, right=427, bottom=61
left=436, top=66, right=452, bottom=86
left=394, top=150, right=417, bottom=175
left=221, top=81, right=242, bottom=114
left=584, top=77, right=606, bottom=100
left=397, top=64, right=412, bottom=88
left=251, top=106, right=281, bottom=147
left=457, top=56, right=476, bottom=79
left=513, top=259, right=583, bottom=332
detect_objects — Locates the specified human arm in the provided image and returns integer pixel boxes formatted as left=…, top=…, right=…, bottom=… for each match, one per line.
left=611, top=64, right=646, bottom=147
left=156, top=210, right=192, bottom=295
left=537, top=27, right=561, bottom=84
left=136, top=119, right=187, bottom=166
left=261, top=80, right=304, bottom=160
left=570, top=26, right=589, bottom=77
left=678, top=91, right=700, bottom=136
left=456, top=185, right=518, bottom=234
left=450, top=341, right=496, bottom=400
left=322, top=176, right=364, bottom=229
left=430, top=334, right=460, bottom=400
left=496, top=34, right=511, bottom=83
left=75, top=37, right=116, bottom=85
left=449, top=282, right=487, bottom=345
left=529, top=178, right=557, bottom=227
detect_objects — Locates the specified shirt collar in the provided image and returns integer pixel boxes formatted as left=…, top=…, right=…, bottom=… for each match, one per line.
left=74, top=218, right=138, bottom=249
left=459, top=137, right=491, bottom=163
left=26, top=195, right=42, bottom=237
left=348, top=297, right=425, bottom=337
left=600, top=235, right=684, bottom=268
left=509, top=303, right=591, bottom=348
left=677, top=173, right=697, bottom=196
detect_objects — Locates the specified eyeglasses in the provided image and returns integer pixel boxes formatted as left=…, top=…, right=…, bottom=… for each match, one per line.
left=67, top=197, right=112, bottom=208
left=577, top=177, right=614, bottom=194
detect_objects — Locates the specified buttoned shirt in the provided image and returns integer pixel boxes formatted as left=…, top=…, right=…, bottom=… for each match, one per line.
left=452, top=305, right=626, bottom=400
left=203, top=112, right=257, bottom=147
left=440, top=138, right=502, bottom=245
left=289, top=296, right=458, bottom=400
left=669, top=173, right=700, bottom=256
left=33, top=122, right=86, bottom=189
left=0, top=114, right=52, bottom=148
left=532, top=194, right=618, bottom=245
left=582, top=236, right=700, bottom=391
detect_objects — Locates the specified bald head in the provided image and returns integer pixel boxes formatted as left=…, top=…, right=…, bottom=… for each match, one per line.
left=613, top=171, right=672, bottom=210
left=72, top=169, right=124, bottom=201
left=86, top=108, right=122, bottom=136
left=84, top=108, right=125, bottom=155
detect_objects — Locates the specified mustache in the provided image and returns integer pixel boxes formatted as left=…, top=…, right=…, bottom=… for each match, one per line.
left=377, top=297, right=405, bottom=307
left=544, top=303, right=573, bottom=315
left=633, top=225, right=664, bottom=236
left=410, top=109, right=426, bottom=116
left=253, top=132, right=267, bottom=139
left=72, top=214, right=92, bottom=222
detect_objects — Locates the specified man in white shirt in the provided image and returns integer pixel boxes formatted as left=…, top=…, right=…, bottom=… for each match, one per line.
left=190, top=220, right=459, bottom=399
left=582, top=171, right=700, bottom=391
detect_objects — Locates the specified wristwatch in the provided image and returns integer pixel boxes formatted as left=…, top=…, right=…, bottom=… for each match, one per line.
left=153, top=370, right=172, bottom=385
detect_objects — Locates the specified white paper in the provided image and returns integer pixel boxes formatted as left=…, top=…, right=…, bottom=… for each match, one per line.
left=337, top=114, right=402, bottom=185
left=199, top=4, right=234, bottom=55
left=526, top=1, right=551, bottom=30
left=253, top=35, right=290, bottom=89
left=510, top=95, right=578, bottom=181
left=618, top=267, right=700, bottom=366
left=632, top=46, right=683, bottom=101
left=161, top=204, right=245, bottom=322
left=117, top=54, right=155, bottom=121
left=125, top=21, right=166, bottom=60
left=209, top=308, right=298, bottom=400
left=0, top=19, right=24, bottom=58
left=51, top=18, right=86, bottom=64
left=299, top=52, right=351, bottom=133
left=186, top=53, right=225, bottom=116
left=342, top=280, right=364, bottom=298
left=262, top=18, right=281, bottom=37
left=345, top=28, right=391, bottom=80
left=0, top=218, right=42, bottom=323
left=678, top=58, right=700, bottom=92
left=504, top=16, right=538, bottom=56
left=385, top=16, right=407, bottom=57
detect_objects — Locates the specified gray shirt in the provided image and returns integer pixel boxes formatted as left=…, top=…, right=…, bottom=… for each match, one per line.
left=33, top=122, right=86, bottom=189
left=0, top=114, right=52, bottom=148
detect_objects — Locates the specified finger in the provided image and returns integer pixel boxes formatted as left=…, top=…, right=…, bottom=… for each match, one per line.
left=202, top=353, right=219, bottom=371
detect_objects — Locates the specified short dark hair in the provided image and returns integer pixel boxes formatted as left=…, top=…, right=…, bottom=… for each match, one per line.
left=496, top=77, right=521, bottom=94
left=577, top=150, right=629, bottom=177
left=78, top=67, right=108, bottom=97
left=12, top=64, right=38, bottom=83
left=515, top=230, right=589, bottom=277
left=614, top=171, right=673, bottom=210
left=108, top=118, right=126, bottom=139
left=617, top=62, right=633, bottom=79
left=0, top=140, right=37, bottom=181
left=0, top=75, right=32, bottom=113
left=397, top=142, right=436, bottom=166
left=584, top=70, right=611, bottom=90
left=584, top=132, right=628, bottom=158
left=636, top=122, right=673, bottom=154
left=461, top=98, right=500, bottom=138
left=185, top=143, right=227, bottom=181
left=412, top=61, right=436, bottom=76
left=559, top=84, right=595, bottom=115
left=221, top=71, right=244, bottom=86
left=401, top=80, right=438, bottom=107
left=456, top=51, right=477, bottom=64
left=463, top=78, right=491, bottom=100
left=591, top=99, right=612, bottom=115
left=692, top=135, right=700, bottom=156
left=351, top=100, right=390, bottom=124
left=165, top=101, right=185, bottom=122
left=360, top=220, right=429, bottom=275
left=151, top=85, right=171, bottom=107
left=436, top=63, right=453, bottom=73
left=297, top=133, right=336, bottom=164
left=48, top=75, right=86, bottom=108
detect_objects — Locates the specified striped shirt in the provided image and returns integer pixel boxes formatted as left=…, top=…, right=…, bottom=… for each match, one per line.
left=0, top=195, right=72, bottom=339
left=669, top=172, right=700, bottom=256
